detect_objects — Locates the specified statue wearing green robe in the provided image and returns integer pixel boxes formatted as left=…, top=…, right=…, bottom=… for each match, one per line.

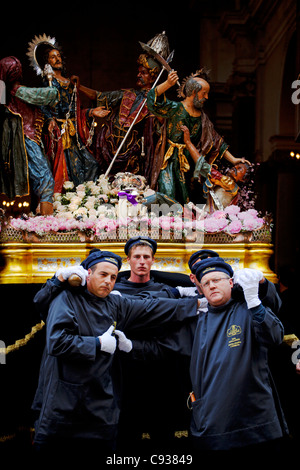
left=147, top=87, right=228, bottom=205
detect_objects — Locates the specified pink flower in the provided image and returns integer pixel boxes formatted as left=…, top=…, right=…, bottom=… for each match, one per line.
left=118, top=217, right=130, bottom=227
left=217, top=218, right=229, bottom=231
left=84, top=219, right=96, bottom=230
left=160, top=220, right=171, bottom=231
left=212, top=210, right=226, bottom=219
left=246, top=209, right=258, bottom=217
left=238, top=209, right=258, bottom=221
left=96, top=219, right=109, bottom=231
left=173, top=220, right=183, bottom=231
left=204, top=218, right=221, bottom=233
left=225, top=205, right=240, bottom=216
left=149, top=217, right=160, bottom=228
left=106, top=219, right=118, bottom=232
left=253, top=217, right=264, bottom=229
left=242, top=217, right=258, bottom=231
left=160, top=216, right=172, bottom=231
left=226, top=220, right=243, bottom=234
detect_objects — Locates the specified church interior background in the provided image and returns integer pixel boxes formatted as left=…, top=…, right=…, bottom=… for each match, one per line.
left=0, top=0, right=299, bottom=457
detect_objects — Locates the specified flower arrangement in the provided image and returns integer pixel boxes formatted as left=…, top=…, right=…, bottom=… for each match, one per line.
left=203, top=206, right=265, bottom=234
left=5, top=174, right=269, bottom=241
left=9, top=203, right=267, bottom=239
left=53, top=177, right=119, bottom=220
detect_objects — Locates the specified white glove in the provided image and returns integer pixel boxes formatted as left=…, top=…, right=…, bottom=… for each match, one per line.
left=111, top=290, right=122, bottom=296
left=55, top=265, right=88, bottom=286
left=115, top=329, right=133, bottom=353
left=98, top=325, right=117, bottom=354
left=197, top=297, right=208, bottom=313
left=233, top=268, right=263, bottom=308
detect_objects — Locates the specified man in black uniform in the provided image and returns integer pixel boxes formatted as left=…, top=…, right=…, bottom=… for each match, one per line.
left=114, top=236, right=176, bottom=297
left=114, top=237, right=191, bottom=455
left=32, top=249, right=199, bottom=463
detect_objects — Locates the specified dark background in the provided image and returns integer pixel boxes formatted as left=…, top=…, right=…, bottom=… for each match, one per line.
left=0, top=0, right=299, bottom=460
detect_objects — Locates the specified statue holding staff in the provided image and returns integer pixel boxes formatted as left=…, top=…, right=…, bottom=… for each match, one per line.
left=74, top=32, right=174, bottom=189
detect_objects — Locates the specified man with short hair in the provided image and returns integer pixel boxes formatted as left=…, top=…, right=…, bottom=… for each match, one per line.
left=129, top=257, right=288, bottom=458
left=114, top=236, right=176, bottom=297
left=184, top=249, right=281, bottom=317
left=188, top=258, right=288, bottom=456
left=32, top=249, right=198, bottom=462
left=112, top=237, right=192, bottom=454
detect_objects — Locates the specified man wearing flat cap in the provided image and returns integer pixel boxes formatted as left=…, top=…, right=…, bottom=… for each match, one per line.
left=135, top=257, right=288, bottom=458
left=189, top=258, right=288, bottom=456
left=113, top=236, right=191, bottom=455
left=33, top=239, right=191, bottom=454
left=114, top=236, right=177, bottom=297
left=184, top=250, right=281, bottom=317
left=32, top=249, right=199, bottom=462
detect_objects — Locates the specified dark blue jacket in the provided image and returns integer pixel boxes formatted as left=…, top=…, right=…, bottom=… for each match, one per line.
left=32, top=287, right=197, bottom=444
left=130, top=298, right=287, bottom=450
left=189, top=300, right=288, bottom=450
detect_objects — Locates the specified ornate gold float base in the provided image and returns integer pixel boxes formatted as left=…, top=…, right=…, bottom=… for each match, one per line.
left=0, top=241, right=276, bottom=284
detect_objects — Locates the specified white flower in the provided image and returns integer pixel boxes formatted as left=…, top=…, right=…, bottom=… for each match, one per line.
left=91, top=186, right=101, bottom=196
left=74, top=207, right=88, bottom=216
left=53, top=200, right=61, bottom=210
left=86, top=195, right=96, bottom=204
left=68, top=202, right=80, bottom=211
left=63, top=181, right=74, bottom=190
left=53, top=202, right=68, bottom=212
left=70, top=194, right=83, bottom=204
left=76, top=184, right=86, bottom=193
left=76, top=191, right=86, bottom=199
left=65, top=192, right=75, bottom=201
left=56, top=210, right=70, bottom=217
left=97, top=206, right=107, bottom=214
left=87, top=209, right=97, bottom=217
left=63, top=211, right=75, bottom=219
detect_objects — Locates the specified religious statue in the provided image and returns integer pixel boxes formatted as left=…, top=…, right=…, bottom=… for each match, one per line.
left=203, top=162, right=253, bottom=213
left=147, top=69, right=249, bottom=205
left=0, top=56, right=59, bottom=215
left=27, top=34, right=110, bottom=193
left=72, top=32, right=173, bottom=188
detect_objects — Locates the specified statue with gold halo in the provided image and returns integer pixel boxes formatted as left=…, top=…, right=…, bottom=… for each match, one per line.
left=27, top=34, right=110, bottom=193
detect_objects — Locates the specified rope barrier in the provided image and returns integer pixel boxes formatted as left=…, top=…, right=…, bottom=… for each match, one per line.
left=0, top=321, right=45, bottom=355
